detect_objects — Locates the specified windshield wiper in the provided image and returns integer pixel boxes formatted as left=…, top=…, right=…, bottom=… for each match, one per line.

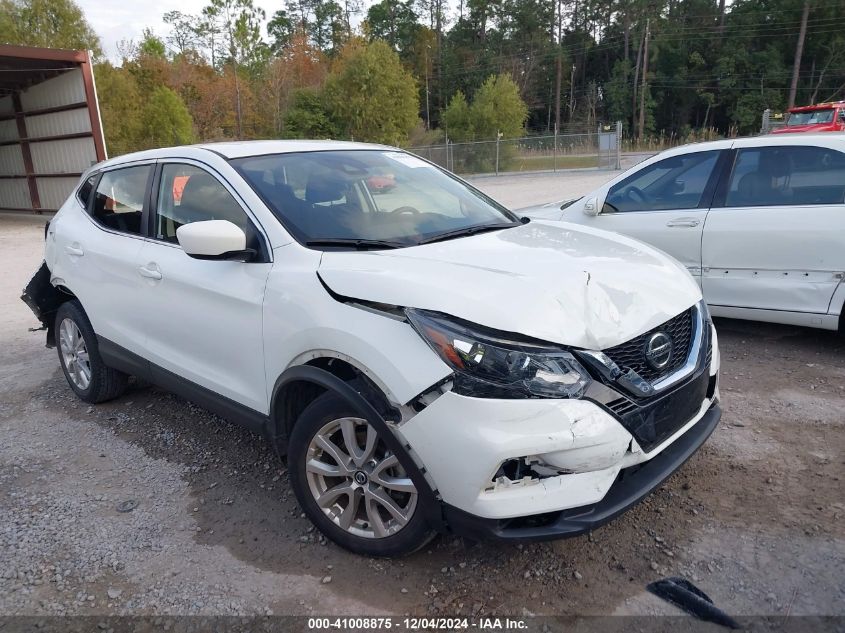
left=417, top=222, right=520, bottom=245
left=305, top=238, right=407, bottom=250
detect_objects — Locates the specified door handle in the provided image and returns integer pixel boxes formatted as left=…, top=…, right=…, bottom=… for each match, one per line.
left=666, top=219, right=700, bottom=228
left=65, top=245, right=84, bottom=256
left=138, top=265, right=162, bottom=280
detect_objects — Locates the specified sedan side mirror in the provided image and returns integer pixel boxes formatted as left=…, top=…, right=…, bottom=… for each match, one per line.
left=176, top=220, right=254, bottom=261
left=583, top=191, right=607, bottom=217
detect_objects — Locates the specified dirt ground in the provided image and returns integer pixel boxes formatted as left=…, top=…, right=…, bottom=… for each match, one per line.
left=1, top=170, right=844, bottom=620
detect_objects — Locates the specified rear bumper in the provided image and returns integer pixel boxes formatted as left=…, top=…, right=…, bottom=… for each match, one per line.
left=442, top=403, right=720, bottom=542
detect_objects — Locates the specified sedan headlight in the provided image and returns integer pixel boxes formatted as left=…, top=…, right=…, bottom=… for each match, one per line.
left=406, top=309, right=591, bottom=399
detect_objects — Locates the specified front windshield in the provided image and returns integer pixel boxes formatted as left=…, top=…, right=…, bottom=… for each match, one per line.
left=787, top=109, right=834, bottom=125
left=231, top=150, right=517, bottom=247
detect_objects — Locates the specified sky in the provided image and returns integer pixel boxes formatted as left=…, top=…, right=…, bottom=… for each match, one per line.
left=76, top=0, right=296, bottom=61
left=76, top=0, right=376, bottom=61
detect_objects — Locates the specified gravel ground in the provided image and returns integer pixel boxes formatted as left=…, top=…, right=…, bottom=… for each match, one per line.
left=2, top=176, right=844, bottom=620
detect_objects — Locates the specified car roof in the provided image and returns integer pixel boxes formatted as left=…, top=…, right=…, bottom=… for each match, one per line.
left=656, top=132, right=845, bottom=157
left=195, top=139, right=396, bottom=158
left=91, top=139, right=398, bottom=172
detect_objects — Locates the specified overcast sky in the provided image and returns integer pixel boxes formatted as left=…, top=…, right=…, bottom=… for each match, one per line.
left=76, top=0, right=377, bottom=61
left=77, top=0, right=281, bottom=60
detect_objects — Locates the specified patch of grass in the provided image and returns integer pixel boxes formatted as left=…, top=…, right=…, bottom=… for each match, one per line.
left=509, top=154, right=599, bottom=171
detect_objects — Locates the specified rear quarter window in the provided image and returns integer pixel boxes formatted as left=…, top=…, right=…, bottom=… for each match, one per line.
left=76, top=174, right=98, bottom=209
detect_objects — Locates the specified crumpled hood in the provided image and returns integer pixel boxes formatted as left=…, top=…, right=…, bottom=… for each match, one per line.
left=318, top=221, right=701, bottom=350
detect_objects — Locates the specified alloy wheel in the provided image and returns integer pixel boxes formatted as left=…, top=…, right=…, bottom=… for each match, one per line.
left=59, top=318, right=91, bottom=390
left=305, top=417, right=417, bottom=539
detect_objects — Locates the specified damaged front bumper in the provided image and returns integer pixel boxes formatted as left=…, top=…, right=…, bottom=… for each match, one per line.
left=440, top=403, right=720, bottom=541
left=395, top=321, right=720, bottom=540
left=21, top=261, right=64, bottom=347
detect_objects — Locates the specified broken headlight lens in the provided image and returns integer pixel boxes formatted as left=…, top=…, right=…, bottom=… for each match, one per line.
left=406, top=309, right=591, bottom=399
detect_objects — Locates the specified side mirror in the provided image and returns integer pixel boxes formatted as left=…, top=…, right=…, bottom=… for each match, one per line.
left=583, top=191, right=607, bottom=216
left=176, top=220, right=254, bottom=261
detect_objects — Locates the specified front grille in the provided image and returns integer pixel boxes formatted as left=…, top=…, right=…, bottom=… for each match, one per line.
left=603, top=308, right=694, bottom=383
left=617, top=366, right=709, bottom=452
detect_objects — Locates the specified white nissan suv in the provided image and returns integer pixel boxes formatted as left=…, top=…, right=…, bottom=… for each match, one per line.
left=23, top=140, right=721, bottom=556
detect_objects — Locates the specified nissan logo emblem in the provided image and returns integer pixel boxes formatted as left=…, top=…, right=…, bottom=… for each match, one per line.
left=644, top=332, right=673, bottom=370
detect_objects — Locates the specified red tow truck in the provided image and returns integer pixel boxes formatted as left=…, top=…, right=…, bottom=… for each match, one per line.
left=771, top=101, right=845, bottom=134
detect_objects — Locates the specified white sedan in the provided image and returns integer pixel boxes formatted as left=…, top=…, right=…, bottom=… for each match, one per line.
left=521, top=133, right=845, bottom=332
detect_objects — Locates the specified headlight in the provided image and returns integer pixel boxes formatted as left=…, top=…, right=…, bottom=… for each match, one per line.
left=406, top=309, right=591, bottom=399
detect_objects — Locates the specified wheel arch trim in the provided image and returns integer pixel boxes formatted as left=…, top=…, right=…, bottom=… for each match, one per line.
left=270, top=365, right=445, bottom=531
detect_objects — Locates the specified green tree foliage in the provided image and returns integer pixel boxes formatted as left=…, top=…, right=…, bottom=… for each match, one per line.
left=33, top=0, right=845, bottom=154
left=324, top=40, right=419, bottom=145
left=268, top=10, right=296, bottom=52
left=138, top=28, right=166, bottom=58
left=0, top=0, right=102, bottom=55
left=283, top=88, right=337, bottom=138
left=442, top=90, right=472, bottom=141
left=365, top=0, right=420, bottom=56
left=95, top=62, right=143, bottom=156
left=470, top=73, right=529, bottom=139
left=140, top=86, right=196, bottom=148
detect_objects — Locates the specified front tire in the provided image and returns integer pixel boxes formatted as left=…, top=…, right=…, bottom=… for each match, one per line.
left=288, top=391, right=434, bottom=557
left=55, top=301, right=128, bottom=404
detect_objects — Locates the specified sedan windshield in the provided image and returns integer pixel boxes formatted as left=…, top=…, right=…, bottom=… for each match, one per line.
left=231, top=150, right=518, bottom=248
left=787, top=109, right=834, bottom=125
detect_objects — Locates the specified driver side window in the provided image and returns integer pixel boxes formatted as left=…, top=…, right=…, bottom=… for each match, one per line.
left=155, top=164, right=251, bottom=243
left=604, top=151, right=720, bottom=213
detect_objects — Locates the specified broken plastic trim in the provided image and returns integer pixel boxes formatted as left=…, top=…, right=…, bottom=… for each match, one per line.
left=408, top=377, right=453, bottom=413
left=489, top=456, right=574, bottom=490
left=647, top=577, right=740, bottom=629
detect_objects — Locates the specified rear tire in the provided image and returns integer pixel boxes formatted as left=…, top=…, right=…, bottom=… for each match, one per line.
left=288, top=391, right=434, bottom=557
left=55, top=301, right=128, bottom=404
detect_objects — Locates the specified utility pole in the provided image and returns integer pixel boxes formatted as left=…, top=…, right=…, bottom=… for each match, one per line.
left=788, top=0, right=810, bottom=109
left=638, top=18, right=650, bottom=140
left=632, top=26, right=644, bottom=131
left=554, top=0, right=562, bottom=134
left=568, top=63, right=576, bottom=122
left=424, top=45, right=431, bottom=129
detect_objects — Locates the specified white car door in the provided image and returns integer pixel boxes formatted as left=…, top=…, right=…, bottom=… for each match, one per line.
left=562, top=146, right=731, bottom=285
left=702, top=141, right=845, bottom=315
left=136, top=161, right=272, bottom=414
left=50, top=164, right=154, bottom=356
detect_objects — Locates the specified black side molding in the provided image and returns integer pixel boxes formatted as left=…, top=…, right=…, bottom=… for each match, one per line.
left=97, top=336, right=269, bottom=437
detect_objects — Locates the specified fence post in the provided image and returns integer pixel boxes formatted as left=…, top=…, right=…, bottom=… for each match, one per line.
left=495, top=131, right=502, bottom=175
left=596, top=125, right=601, bottom=168
left=615, top=120, right=622, bottom=170
left=553, top=128, right=558, bottom=173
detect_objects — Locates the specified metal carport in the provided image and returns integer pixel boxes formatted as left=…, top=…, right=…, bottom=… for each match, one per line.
left=0, top=45, right=106, bottom=214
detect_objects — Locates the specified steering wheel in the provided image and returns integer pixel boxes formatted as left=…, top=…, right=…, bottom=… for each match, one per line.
left=389, top=206, right=420, bottom=215
left=625, top=185, right=651, bottom=205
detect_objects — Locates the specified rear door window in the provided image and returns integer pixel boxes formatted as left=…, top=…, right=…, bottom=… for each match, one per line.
left=91, top=165, right=152, bottom=235
left=726, top=145, right=845, bottom=207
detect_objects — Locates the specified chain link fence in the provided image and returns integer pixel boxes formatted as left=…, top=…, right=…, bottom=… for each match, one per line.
left=408, top=123, right=621, bottom=176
